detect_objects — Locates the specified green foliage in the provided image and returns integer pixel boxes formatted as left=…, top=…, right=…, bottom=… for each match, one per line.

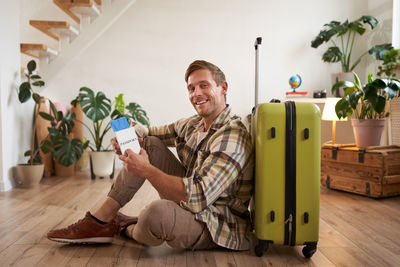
left=311, top=15, right=392, bottom=72
left=39, top=108, right=88, bottom=167
left=377, top=48, right=400, bottom=78
left=18, top=60, right=86, bottom=167
left=74, top=88, right=150, bottom=152
left=78, top=87, right=111, bottom=122
left=332, top=72, right=400, bottom=119
left=126, top=102, right=150, bottom=126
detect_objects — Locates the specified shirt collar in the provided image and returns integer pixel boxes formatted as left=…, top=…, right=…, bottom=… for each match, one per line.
left=207, top=104, right=231, bottom=131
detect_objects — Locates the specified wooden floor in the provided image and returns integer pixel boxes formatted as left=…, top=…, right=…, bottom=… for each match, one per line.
left=1, top=170, right=400, bottom=267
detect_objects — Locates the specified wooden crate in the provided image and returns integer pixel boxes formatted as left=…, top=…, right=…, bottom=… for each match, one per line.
left=321, top=145, right=400, bottom=198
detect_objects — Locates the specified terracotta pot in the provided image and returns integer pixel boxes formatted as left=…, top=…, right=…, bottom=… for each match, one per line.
left=90, top=151, right=115, bottom=178
left=15, top=164, right=44, bottom=187
left=54, top=162, right=75, bottom=177
left=71, top=103, right=83, bottom=143
left=351, top=119, right=385, bottom=148
left=35, top=98, right=54, bottom=176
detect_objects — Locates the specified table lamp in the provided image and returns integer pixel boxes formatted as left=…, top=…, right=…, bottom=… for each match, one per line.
left=322, top=98, right=347, bottom=145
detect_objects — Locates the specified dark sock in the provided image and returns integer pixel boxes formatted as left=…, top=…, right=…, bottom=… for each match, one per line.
left=90, top=214, right=107, bottom=224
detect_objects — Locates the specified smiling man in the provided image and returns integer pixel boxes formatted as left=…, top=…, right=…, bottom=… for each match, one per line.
left=47, top=60, right=254, bottom=251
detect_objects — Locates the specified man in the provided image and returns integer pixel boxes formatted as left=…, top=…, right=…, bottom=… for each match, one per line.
left=47, top=60, right=254, bottom=250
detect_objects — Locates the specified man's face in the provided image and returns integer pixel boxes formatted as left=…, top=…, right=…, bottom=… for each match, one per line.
left=187, top=69, right=227, bottom=120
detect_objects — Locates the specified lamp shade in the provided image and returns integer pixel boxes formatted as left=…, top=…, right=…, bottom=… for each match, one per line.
left=322, top=97, right=347, bottom=121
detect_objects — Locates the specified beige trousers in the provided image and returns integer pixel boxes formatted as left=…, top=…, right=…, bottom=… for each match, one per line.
left=108, top=136, right=217, bottom=250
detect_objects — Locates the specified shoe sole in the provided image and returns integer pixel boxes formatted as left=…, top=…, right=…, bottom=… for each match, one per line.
left=48, top=236, right=113, bottom=244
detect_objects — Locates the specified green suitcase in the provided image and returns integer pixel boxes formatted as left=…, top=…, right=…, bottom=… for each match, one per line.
left=253, top=101, right=321, bottom=258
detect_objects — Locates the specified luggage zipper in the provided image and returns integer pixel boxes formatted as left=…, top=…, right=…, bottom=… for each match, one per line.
left=284, top=101, right=296, bottom=246
left=285, top=214, right=293, bottom=245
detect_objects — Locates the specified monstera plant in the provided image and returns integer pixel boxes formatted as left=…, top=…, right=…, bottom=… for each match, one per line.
left=71, top=87, right=149, bottom=178
left=311, top=15, right=392, bottom=72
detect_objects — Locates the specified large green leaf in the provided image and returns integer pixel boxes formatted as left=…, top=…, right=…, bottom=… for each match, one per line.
left=110, top=109, right=124, bottom=120
left=368, top=43, right=393, bottom=60
left=47, top=127, right=59, bottom=137
left=347, top=91, right=362, bottom=110
left=32, top=93, right=41, bottom=104
left=27, top=60, right=36, bottom=74
left=114, top=94, right=125, bottom=114
left=335, top=98, right=351, bottom=119
left=364, top=84, right=378, bottom=100
left=39, top=112, right=54, bottom=122
left=368, top=94, right=386, bottom=114
left=32, top=81, right=45, bottom=87
left=353, top=72, right=362, bottom=91
left=78, top=87, right=111, bottom=122
left=311, top=21, right=341, bottom=48
left=49, top=100, right=59, bottom=121
left=322, top=46, right=342, bottom=63
left=385, top=81, right=400, bottom=100
left=52, top=136, right=83, bottom=167
left=18, top=82, right=31, bottom=103
left=348, top=20, right=365, bottom=35
left=126, top=102, right=150, bottom=126
left=57, top=111, right=75, bottom=135
left=331, top=80, right=355, bottom=94
left=40, top=139, right=54, bottom=154
left=359, top=15, right=379, bottom=30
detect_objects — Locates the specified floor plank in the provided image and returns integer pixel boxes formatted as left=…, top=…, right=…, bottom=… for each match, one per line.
left=0, top=170, right=400, bottom=266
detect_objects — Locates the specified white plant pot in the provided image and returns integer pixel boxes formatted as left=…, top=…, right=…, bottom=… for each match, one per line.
left=15, top=164, right=44, bottom=187
left=90, top=151, right=115, bottom=178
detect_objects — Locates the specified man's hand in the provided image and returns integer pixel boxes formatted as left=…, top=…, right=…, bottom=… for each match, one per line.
left=111, top=137, right=121, bottom=155
left=111, top=137, right=144, bottom=156
left=119, top=148, right=153, bottom=178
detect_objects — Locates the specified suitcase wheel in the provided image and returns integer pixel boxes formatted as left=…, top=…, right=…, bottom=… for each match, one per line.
left=255, top=240, right=269, bottom=257
left=302, top=242, right=317, bottom=258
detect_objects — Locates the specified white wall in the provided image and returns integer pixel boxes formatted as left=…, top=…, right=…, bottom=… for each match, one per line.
left=38, top=0, right=392, bottom=118
left=10, top=0, right=393, bottom=185
left=0, top=0, right=33, bottom=191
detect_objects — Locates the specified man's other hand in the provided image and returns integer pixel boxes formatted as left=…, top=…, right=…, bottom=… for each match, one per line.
left=111, top=137, right=121, bottom=155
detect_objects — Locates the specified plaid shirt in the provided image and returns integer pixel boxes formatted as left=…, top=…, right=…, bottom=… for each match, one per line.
left=143, top=106, right=254, bottom=250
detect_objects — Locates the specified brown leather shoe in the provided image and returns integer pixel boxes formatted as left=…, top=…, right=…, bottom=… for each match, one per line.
left=47, top=212, right=116, bottom=244
left=114, top=212, right=138, bottom=236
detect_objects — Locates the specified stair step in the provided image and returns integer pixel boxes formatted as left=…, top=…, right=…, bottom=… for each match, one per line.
left=53, top=0, right=101, bottom=24
left=20, top=43, right=58, bottom=59
left=30, top=20, right=79, bottom=41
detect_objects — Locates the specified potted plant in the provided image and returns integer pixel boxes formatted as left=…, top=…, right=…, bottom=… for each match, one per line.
left=72, top=87, right=149, bottom=179
left=377, top=48, right=400, bottom=79
left=332, top=72, right=400, bottom=147
left=39, top=108, right=89, bottom=176
left=311, top=15, right=392, bottom=96
left=15, top=60, right=46, bottom=186
left=18, top=60, right=88, bottom=181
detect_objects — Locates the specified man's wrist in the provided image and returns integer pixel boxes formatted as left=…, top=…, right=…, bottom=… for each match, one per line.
left=144, top=164, right=158, bottom=181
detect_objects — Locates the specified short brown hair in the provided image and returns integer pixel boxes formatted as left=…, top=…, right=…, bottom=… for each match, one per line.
left=185, top=60, right=226, bottom=85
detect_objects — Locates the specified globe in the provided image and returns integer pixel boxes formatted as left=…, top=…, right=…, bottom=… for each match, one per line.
left=289, top=74, right=302, bottom=90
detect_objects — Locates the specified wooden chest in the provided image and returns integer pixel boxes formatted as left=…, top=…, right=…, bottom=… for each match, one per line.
left=321, top=145, right=400, bottom=198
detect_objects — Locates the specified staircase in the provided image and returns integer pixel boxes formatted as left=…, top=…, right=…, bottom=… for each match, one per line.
left=20, top=0, right=136, bottom=81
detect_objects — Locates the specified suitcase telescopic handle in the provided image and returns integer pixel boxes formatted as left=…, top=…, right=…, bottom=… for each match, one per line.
left=254, top=37, right=262, bottom=106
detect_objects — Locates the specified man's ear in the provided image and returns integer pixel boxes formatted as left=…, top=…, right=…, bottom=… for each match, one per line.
left=221, top=81, right=228, bottom=95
